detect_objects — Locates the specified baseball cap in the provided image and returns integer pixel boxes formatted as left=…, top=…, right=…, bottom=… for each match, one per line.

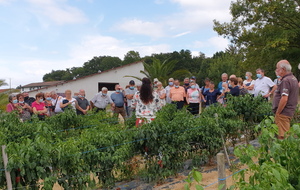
left=190, top=76, right=196, bottom=79
left=129, top=80, right=135, bottom=85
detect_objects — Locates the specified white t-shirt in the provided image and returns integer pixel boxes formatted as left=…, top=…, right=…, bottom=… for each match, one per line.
left=52, top=96, right=63, bottom=113
left=243, top=80, right=255, bottom=95
left=61, top=98, right=77, bottom=109
left=254, top=76, right=275, bottom=97
left=165, top=85, right=173, bottom=104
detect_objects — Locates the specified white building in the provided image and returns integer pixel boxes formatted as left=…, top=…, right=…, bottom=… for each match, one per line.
left=28, top=61, right=145, bottom=100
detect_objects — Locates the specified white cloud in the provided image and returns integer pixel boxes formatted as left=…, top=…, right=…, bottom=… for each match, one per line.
left=26, top=0, right=87, bottom=25
left=192, top=36, right=229, bottom=56
left=20, top=44, right=38, bottom=51
left=116, top=19, right=165, bottom=38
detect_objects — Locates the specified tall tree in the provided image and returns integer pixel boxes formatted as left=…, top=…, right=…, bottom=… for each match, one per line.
left=125, top=58, right=191, bottom=86
left=213, top=0, right=300, bottom=78
left=123, top=51, right=141, bottom=65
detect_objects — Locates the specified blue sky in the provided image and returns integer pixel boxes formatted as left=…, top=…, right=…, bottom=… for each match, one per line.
left=0, top=0, right=233, bottom=88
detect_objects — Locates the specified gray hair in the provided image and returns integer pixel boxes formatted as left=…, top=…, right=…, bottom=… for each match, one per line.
left=221, top=73, right=228, bottom=77
left=168, top=78, right=174, bottom=81
left=256, top=68, right=265, bottom=73
left=50, top=91, right=56, bottom=95
left=101, top=87, right=108, bottom=91
left=245, top=72, right=252, bottom=77
left=278, top=60, right=292, bottom=72
left=136, top=82, right=142, bottom=87
left=156, top=81, right=162, bottom=86
left=8, top=94, right=16, bottom=102
left=184, top=77, right=189, bottom=81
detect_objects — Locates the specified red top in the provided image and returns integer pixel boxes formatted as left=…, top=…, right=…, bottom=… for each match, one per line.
left=32, top=101, right=46, bottom=112
left=6, top=103, right=16, bottom=112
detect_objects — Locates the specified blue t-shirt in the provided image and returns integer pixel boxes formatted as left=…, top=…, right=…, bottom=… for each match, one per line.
left=203, top=89, right=221, bottom=105
left=111, top=93, right=124, bottom=107
left=230, top=86, right=240, bottom=96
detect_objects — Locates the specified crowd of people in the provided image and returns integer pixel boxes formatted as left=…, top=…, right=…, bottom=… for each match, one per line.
left=5, top=60, right=299, bottom=139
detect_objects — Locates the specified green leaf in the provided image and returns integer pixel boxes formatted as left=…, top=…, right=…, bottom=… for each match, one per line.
left=196, top=184, right=204, bottom=190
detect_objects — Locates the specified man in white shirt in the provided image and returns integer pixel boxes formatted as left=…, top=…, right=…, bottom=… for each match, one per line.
left=254, top=68, right=277, bottom=98
left=124, top=80, right=137, bottom=117
left=90, top=87, right=114, bottom=112
left=50, top=91, right=63, bottom=113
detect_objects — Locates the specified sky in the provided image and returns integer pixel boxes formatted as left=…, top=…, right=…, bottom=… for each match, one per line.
left=0, top=0, right=233, bottom=88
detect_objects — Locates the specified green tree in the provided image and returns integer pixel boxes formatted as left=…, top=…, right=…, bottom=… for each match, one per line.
left=123, top=50, right=141, bottom=65
left=125, top=58, right=191, bottom=86
left=213, top=0, right=300, bottom=78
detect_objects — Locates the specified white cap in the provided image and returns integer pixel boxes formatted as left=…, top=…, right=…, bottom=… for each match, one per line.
left=154, top=78, right=159, bottom=82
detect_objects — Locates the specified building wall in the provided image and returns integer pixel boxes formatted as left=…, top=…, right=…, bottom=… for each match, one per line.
left=28, top=62, right=145, bottom=100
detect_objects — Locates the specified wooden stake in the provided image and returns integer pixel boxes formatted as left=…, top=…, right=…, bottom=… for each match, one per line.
left=2, top=145, right=12, bottom=190
left=217, top=152, right=226, bottom=190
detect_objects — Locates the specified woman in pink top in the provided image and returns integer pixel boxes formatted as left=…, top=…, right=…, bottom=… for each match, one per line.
left=186, top=81, right=202, bottom=115
left=6, top=94, right=19, bottom=112
left=31, top=92, right=48, bottom=120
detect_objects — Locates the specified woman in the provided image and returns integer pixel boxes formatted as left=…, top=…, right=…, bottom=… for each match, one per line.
left=31, top=92, right=48, bottom=120
left=186, top=81, right=201, bottom=114
left=243, top=72, right=255, bottom=96
left=132, top=78, right=161, bottom=127
left=6, top=94, right=19, bottom=112
left=60, top=90, right=77, bottom=111
left=44, top=92, right=55, bottom=116
left=155, top=81, right=166, bottom=107
left=217, top=82, right=228, bottom=104
left=238, top=77, right=248, bottom=96
left=227, top=78, right=240, bottom=96
left=203, top=82, right=221, bottom=107
left=16, top=93, right=32, bottom=121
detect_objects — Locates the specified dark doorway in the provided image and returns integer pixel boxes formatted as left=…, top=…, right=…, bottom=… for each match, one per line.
left=98, top=82, right=119, bottom=92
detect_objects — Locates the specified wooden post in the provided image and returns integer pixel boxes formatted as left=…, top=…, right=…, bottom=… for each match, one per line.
left=217, top=152, right=226, bottom=190
left=2, top=145, right=12, bottom=190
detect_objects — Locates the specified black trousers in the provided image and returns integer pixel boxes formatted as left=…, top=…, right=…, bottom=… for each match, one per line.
left=188, top=103, right=199, bottom=115
left=172, top=101, right=185, bottom=109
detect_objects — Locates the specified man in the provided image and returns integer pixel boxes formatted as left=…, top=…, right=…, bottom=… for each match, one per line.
left=75, top=89, right=90, bottom=115
left=153, top=78, right=159, bottom=90
left=254, top=68, right=277, bottom=99
left=22, top=91, right=35, bottom=106
left=50, top=91, right=63, bottom=114
left=165, top=78, right=174, bottom=104
left=170, top=79, right=186, bottom=109
left=190, top=76, right=200, bottom=89
left=273, top=60, right=299, bottom=139
left=182, top=78, right=190, bottom=92
left=90, top=87, right=114, bottom=112
left=218, top=73, right=228, bottom=91
left=111, top=84, right=126, bottom=119
left=125, top=80, right=137, bottom=118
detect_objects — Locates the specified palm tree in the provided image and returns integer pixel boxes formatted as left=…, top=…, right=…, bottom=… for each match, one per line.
left=125, top=58, right=191, bottom=86
left=0, top=79, right=8, bottom=88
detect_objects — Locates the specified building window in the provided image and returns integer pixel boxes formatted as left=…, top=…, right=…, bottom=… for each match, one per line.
left=98, top=82, right=119, bottom=91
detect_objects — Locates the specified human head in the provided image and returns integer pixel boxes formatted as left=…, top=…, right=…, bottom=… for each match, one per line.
left=245, top=72, right=252, bottom=80
left=22, top=91, right=29, bottom=98
left=153, top=78, right=159, bottom=84
left=229, top=77, right=238, bottom=86
left=16, top=93, right=24, bottom=103
left=237, top=77, right=243, bottom=86
left=190, top=76, right=196, bottom=83
left=256, top=68, right=265, bottom=78
left=174, top=79, right=180, bottom=87
left=35, top=92, right=44, bottom=102
left=44, top=92, right=52, bottom=100
left=156, top=81, right=163, bottom=89
left=222, top=82, right=228, bottom=89
left=221, top=73, right=228, bottom=82
left=229, top=74, right=237, bottom=79
left=204, top=78, right=210, bottom=86
left=115, top=84, right=121, bottom=92
left=136, top=82, right=142, bottom=91
left=129, top=80, right=135, bottom=86
left=168, top=78, right=174, bottom=86
left=79, top=89, right=85, bottom=97
left=276, top=60, right=292, bottom=77
left=101, top=87, right=108, bottom=94
left=184, top=78, right=190, bottom=84
left=209, top=81, right=215, bottom=89
left=8, top=94, right=17, bottom=103
left=50, top=91, right=57, bottom=99
left=65, top=90, right=72, bottom=98
left=140, top=78, right=153, bottom=104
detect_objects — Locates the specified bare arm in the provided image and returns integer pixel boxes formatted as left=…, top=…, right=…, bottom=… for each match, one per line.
left=276, top=95, right=288, bottom=115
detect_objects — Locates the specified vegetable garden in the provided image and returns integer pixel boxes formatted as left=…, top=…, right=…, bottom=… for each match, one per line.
left=0, top=95, right=284, bottom=189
